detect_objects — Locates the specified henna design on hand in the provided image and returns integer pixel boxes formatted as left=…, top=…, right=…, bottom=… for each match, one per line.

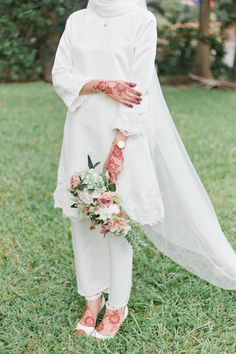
left=93, top=80, right=142, bottom=108
left=93, top=80, right=129, bottom=96
left=104, top=144, right=124, bottom=183
left=93, top=80, right=110, bottom=93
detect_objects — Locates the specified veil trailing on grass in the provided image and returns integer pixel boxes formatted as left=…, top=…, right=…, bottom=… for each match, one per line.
left=143, top=70, right=236, bottom=290
left=88, top=0, right=236, bottom=289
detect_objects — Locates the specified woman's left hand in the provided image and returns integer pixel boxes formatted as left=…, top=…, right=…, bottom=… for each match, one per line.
left=103, top=143, right=124, bottom=183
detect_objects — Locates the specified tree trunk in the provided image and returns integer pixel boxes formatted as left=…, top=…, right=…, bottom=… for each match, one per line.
left=233, top=49, right=236, bottom=80
left=38, top=10, right=59, bottom=83
left=233, top=25, right=236, bottom=81
left=193, top=0, right=213, bottom=79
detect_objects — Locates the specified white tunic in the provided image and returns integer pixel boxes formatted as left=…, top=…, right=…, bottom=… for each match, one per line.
left=52, top=7, right=165, bottom=226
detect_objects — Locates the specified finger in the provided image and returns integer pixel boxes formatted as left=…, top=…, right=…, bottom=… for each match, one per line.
left=107, top=93, right=123, bottom=104
left=108, top=94, right=134, bottom=107
left=124, top=81, right=137, bottom=87
left=117, top=90, right=141, bottom=104
left=122, top=96, right=141, bottom=106
left=108, top=91, right=140, bottom=105
left=125, top=92, right=142, bottom=104
left=128, top=87, right=142, bottom=97
left=127, top=90, right=142, bottom=100
left=120, top=99, right=133, bottom=108
left=125, top=97, right=140, bottom=105
left=108, top=93, right=136, bottom=107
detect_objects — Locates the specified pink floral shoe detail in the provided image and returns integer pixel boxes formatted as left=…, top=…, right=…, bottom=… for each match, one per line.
left=92, top=303, right=128, bottom=340
left=75, top=294, right=105, bottom=336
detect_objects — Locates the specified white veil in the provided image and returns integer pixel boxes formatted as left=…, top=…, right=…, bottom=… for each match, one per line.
left=143, top=70, right=236, bottom=290
left=88, top=0, right=236, bottom=289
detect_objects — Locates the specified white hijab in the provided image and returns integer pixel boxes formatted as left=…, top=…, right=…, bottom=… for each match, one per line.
left=87, top=0, right=146, bottom=17
left=87, top=0, right=236, bottom=290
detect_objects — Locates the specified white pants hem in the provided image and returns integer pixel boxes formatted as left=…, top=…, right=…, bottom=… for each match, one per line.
left=77, top=286, right=110, bottom=300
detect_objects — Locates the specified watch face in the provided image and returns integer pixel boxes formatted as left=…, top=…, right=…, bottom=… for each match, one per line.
left=117, top=140, right=125, bottom=149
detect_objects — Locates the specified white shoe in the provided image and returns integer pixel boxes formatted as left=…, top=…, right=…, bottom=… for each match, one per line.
left=75, top=294, right=105, bottom=336
left=92, top=305, right=128, bottom=340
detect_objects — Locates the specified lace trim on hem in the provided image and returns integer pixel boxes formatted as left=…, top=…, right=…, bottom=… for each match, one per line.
left=70, top=93, right=92, bottom=113
left=112, top=95, right=147, bottom=136
left=113, top=125, right=145, bottom=137
left=69, top=78, right=92, bottom=112
left=120, top=196, right=165, bottom=226
left=53, top=185, right=81, bottom=222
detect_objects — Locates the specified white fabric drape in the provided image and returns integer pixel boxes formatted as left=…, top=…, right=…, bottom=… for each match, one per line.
left=143, top=70, right=236, bottom=290
left=87, top=0, right=140, bottom=17
left=52, top=6, right=165, bottom=226
left=112, top=13, right=157, bottom=136
left=52, top=19, right=91, bottom=112
left=87, top=0, right=236, bottom=290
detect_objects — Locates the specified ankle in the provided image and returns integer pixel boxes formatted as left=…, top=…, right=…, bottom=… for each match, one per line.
left=86, top=296, right=102, bottom=308
left=106, top=301, right=126, bottom=313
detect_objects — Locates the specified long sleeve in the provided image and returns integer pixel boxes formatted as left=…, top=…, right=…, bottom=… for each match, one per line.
left=51, top=15, right=91, bottom=112
left=112, top=13, right=157, bottom=136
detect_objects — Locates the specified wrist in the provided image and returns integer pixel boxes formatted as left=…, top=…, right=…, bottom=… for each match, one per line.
left=112, top=139, right=126, bottom=150
left=114, top=130, right=128, bottom=143
left=80, top=80, right=102, bottom=95
left=92, top=80, right=110, bottom=94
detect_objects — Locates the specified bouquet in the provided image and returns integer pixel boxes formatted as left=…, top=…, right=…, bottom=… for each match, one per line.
left=69, top=155, right=131, bottom=237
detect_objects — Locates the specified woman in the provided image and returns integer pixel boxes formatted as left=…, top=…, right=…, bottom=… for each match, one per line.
left=52, top=0, right=236, bottom=340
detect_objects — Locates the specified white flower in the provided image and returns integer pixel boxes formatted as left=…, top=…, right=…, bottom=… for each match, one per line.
left=98, top=204, right=120, bottom=221
left=79, top=191, right=100, bottom=204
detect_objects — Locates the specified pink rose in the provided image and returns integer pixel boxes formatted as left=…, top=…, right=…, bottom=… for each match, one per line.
left=118, top=211, right=125, bottom=218
left=98, top=193, right=113, bottom=207
left=100, top=220, right=113, bottom=234
left=70, top=174, right=80, bottom=188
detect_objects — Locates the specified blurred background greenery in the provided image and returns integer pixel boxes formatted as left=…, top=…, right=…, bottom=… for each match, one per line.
left=0, top=0, right=235, bottom=83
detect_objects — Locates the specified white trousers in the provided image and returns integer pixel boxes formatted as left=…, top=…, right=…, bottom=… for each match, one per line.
left=71, top=217, right=133, bottom=309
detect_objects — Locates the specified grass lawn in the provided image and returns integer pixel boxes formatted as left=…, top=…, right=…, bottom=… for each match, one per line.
left=1, top=82, right=236, bottom=354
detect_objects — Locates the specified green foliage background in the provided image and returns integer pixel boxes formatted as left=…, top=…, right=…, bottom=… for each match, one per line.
left=0, top=0, right=87, bottom=81
left=0, top=0, right=235, bottom=81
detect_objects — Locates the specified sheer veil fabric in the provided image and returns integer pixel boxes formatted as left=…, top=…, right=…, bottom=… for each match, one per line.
left=87, top=0, right=236, bottom=289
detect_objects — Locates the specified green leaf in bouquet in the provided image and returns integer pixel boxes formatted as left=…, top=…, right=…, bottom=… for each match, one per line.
left=109, top=183, right=116, bottom=192
left=78, top=183, right=87, bottom=191
left=88, top=154, right=94, bottom=169
left=70, top=203, right=78, bottom=208
left=87, top=188, right=95, bottom=192
left=88, top=154, right=101, bottom=170
left=93, top=161, right=101, bottom=168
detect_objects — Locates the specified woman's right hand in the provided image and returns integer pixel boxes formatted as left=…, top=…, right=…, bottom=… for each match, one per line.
left=93, top=80, right=142, bottom=108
